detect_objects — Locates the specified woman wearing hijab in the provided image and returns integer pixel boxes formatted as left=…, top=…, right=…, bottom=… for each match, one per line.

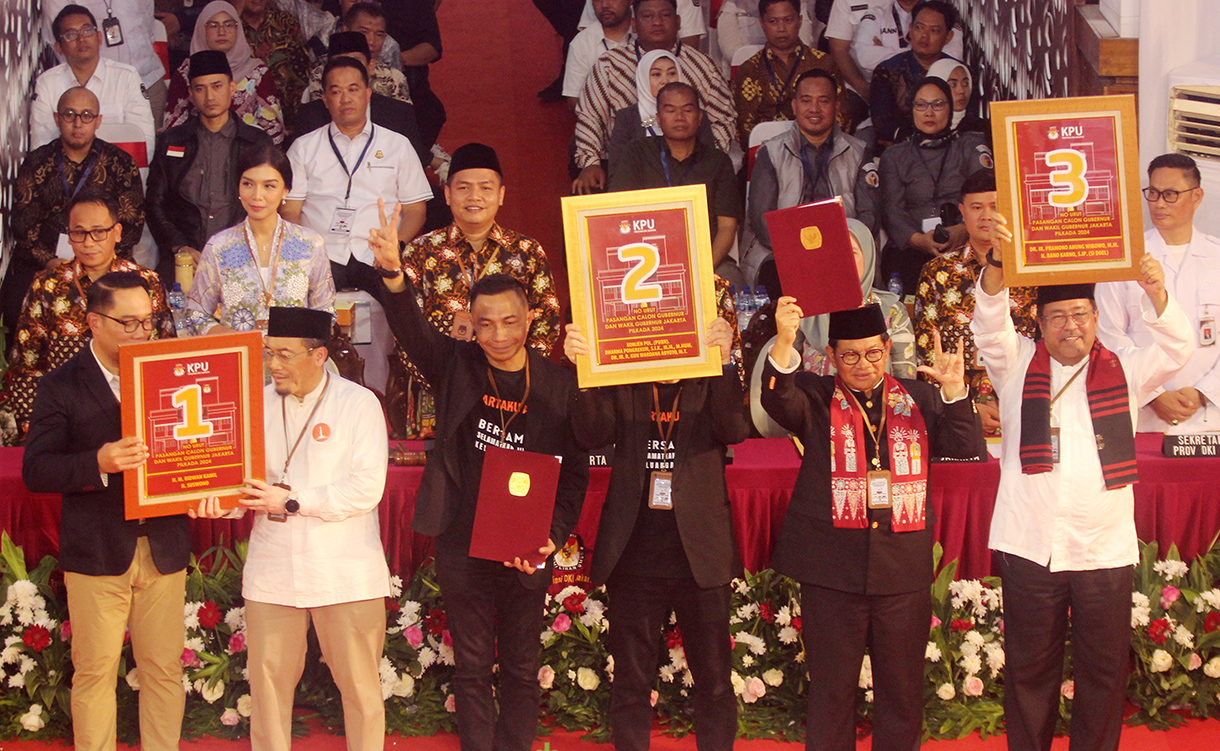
left=163, top=1, right=286, bottom=143
left=877, top=76, right=993, bottom=296
left=606, top=49, right=716, bottom=167
left=926, top=58, right=989, bottom=139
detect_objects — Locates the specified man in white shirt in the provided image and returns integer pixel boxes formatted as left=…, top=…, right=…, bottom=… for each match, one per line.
left=1097, top=153, right=1220, bottom=434
left=32, top=4, right=156, bottom=158
left=972, top=229, right=1193, bottom=751
left=578, top=0, right=705, bottom=44
left=193, top=305, right=390, bottom=751
left=283, top=56, right=430, bottom=299
left=562, top=0, right=634, bottom=107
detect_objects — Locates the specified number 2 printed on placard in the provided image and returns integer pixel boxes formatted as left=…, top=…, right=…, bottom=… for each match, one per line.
left=1044, top=148, right=1089, bottom=209
left=172, top=383, right=215, bottom=441
left=617, top=242, right=663, bottom=305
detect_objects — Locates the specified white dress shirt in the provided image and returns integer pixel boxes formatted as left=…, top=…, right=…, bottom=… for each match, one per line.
left=286, top=118, right=432, bottom=267
left=242, top=373, right=391, bottom=608
left=851, top=3, right=964, bottom=79
left=578, top=0, right=705, bottom=37
left=32, top=57, right=156, bottom=155
left=562, top=24, right=634, bottom=99
left=90, top=341, right=121, bottom=487
left=971, top=284, right=1194, bottom=572
left=42, top=0, right=164, bottom=88
left=1097, top=226, right=1220, bottom=433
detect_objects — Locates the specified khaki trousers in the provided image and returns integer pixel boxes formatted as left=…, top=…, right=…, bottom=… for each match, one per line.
left=246, top=598, right=385, bottom=751
left=64, top=538, right=186, bottom=751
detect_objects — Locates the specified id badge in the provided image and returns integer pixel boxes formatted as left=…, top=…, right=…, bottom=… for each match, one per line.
left=1050, top=427, right=1060, bottom=464
left=1200, top=315, right=1216, bottom=347
left=648, top=471, right=673, bottom=510
left=867, top=470, right=892, bottom=509
left=267, top=482, right=291, bottom=522
left=56, top=232, right=74, bottom=260
left=329, top=207, right=357, bottom=235
left=102, top=17, right=124, bottom=47
left=922, top=217, right=940, bottom=233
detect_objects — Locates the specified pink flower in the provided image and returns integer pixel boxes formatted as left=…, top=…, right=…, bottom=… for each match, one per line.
left=650, top=690, right=659, bottom=707
left=728, top=635, right=735, bottom=650
left=552, top=614, right=572, bottom=633
left=1161, top=586, right=1181, bottom=610
left=537, top=665, right=555, bottom=690
left=743, top=676, right=767, bottom=703
left=930, top=615, right=942, bottom=629
left=1060, top=680, right=1075, bottom=700
left=220, top=708, right=240, bottom=726
left=963, top=676, right=985, bottom=697
left=181, top=648, right=202, bottom=668
left=61, top=621, right=72, bottom=641
left=1190, top=653, right=1203, bottom=671
left=442, top=630, right=453, bottom=648
left=227, top=633, right=246, bottom=654
left=444, top=694, right=456, bottom=713
left=404, top=626, right=424, bottom=648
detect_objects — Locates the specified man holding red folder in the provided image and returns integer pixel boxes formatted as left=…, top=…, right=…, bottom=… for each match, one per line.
left=369, top=202, right=589, bottom=751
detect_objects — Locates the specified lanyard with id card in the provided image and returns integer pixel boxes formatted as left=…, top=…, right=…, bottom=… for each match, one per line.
left=1048, top=363, right=1087, bottom=464
left=845, top=388, right=891, bottom=509
left=648, top=384, right=682, bottom=510
left=327, top=126, right=376, bottom=235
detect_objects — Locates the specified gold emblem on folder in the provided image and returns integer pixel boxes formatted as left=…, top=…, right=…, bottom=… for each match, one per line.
left=508, top=472, right=530, bottom=497
left=800, top=226, right=823, bottom=250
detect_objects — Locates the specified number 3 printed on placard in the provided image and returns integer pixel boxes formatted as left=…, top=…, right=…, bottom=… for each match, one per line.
left=1045, top=148, right=1089, bottom=209
left=172, top=383, right=215, bottom=441
left=617, top=242, right=663, bottom=305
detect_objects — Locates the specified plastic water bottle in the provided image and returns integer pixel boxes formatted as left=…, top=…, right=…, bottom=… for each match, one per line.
left=168, top=283, right=186, bottom=332
left=737, top=285, right=757, bottom=331
left=887, top=273, right=903, bottom=300
left=753, top=285, right=770, bottom=310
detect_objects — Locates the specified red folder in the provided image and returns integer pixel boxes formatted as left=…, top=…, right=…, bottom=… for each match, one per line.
left=469, top=445, right=562, bottom=566
left=764, top=197, right=864, bottom=316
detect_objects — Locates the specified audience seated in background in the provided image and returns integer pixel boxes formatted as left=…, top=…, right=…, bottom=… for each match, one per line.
left=823, top=0, right=878, bottom=111
left=283, top=57, right=431, bottom=299
left=147, top=50, right=274, bottom=287
left=238, top=0, right=311, bottom=125
left=0, top=192, right=172, bottom=445
left=717, top=0, right=817, bottom=77
left=878, top=76, right=991, bottom=295
left=850, top=0, right=964, bottom=94
left=1097, top=153, right=1220, bottom=433
left=4, top=87, right=144, bottom=344
left=164, top=1, right=286, bottom=143
left=744, top=69, right=877, bottom=287
left=732, top=0, right=837, bottom=150
left=607, top=50, right=715, bottom=167
left=914, top=169, right=1034, bottom=435
left=868, top=0, right=960, bottom=148
left=303, top=28, right=410, bottom=104
left=274, top=0, right=338, bottom=63
left=610, top=82, right=743, bottom=284
left=578, top=0, right=705, bottom=46
left=318, top=0, right=403, bottom=71
left=563, top=0, right=635, bottom=108
left=31, top=4, right=155, bottom=156
left=185, top=143, right=335, bottom=335
left=926, top=58, right=988, bottom=139
left=572, top=0, right=736, bottom=194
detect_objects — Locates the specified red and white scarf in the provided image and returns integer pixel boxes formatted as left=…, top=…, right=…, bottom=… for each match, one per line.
left=829, top=376, right=929, bottom=532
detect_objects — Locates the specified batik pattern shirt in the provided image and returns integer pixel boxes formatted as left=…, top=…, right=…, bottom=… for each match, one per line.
left=303, top=60, right=411, bottom=103
left=164, top=60, right=286, bottom=144
left=244, top=7, right=311, bottom=122
left=0, top=258, right=173, bottom=442
left=732, top=44, right=837, bottom=149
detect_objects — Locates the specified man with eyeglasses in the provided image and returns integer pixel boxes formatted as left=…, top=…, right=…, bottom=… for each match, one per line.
left=1097, top=153, right=1220, bottom=434
left=760, top=300, right=984, bottom=751
left=0, top=191, right=171, bottom=445
left=32, top=4, right=156, bottom=157
left=973, top=219, right=1193, bottom=751
left=22, top=270, right=187, bottom=751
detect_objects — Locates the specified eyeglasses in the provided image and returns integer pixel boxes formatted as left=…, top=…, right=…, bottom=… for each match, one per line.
left=205, top=20, right=240, bottom=30
left=913, top=99, right=950, bottom=112
left=95, top=313, right=154, bottom=333
left=58, top=109, right=97, bottom=124
left=835, top=348, right=886, bottom=365
left=262, top=347, right=317, bottom=364
left=67, top=223, right=118, bottom=242
left=1041, top=310, right=1096, bottom=329
left=1142, top=186, right=1199, bottom=204
left=58, top=24, right=97, bottom=42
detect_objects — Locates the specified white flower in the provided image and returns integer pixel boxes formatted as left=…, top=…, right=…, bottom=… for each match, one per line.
left=1173, top=625, right=1195, bottom=649
left=605, top=654, right=615, bottom=677
left=8, top=673, right=25, bottom=688
left=659, top=664, right=676, bottom=683
left=730, top=671, right=745, bottom=695
left=963, top=675, right=985, bottom=697
left=417, top=646, right=436, bottom=670
left=668, top=646, right=687, bottom=669
left=199, top=679, right=225, bottom=703
left=567, top=669, right=577, bottom=681
left=925, top=642, right=942, bottom=663
left=7, top=581, right=38, bottom=606
left=858, top=655, right=873, bottom=689
left=959, top=654, right=983, bottom=676
left=964, top=630, right=985, bottom=647
left=126, top=668, right=141, bottom=691
left=742, top=654, right=755, bottom=667
left=1131, top=591, right=1152, bottom=628
left=576, top=667, right=600, bottom=691
left=864, top=689, right=874, bottom=703
left=19, top=704, right=44, bottom=732
left=1154, top=559, right=1189, bottom=581
left=778, top=626, right=799, bottom=645
left=1196, top=589, right=1220, bottom=612
left=936, top=683, right=956, bottom=701
left=984, top=643, right=1005, bottom=677
left=762, top=669, right=784, bottom=687
left=682, top=670, right=694, bottom=688
left=774, top=606, right=792, bottom=627
left=735, top=632, right=766, bottom=655
left=1204, top=657, right=1220, bottom=679
left=183, top=602, right=201, bottom=631
left=437, top=641, right=455, bottom=666
left=389, top=575, right=403, bottom=598
left=736, top=603, right=760, bottom=621
left=1149, top=649, right=1174, bottom=673
left=393, top=675, right=415, bottom=697
left=554, top=585, right=584, bottom=604
left=237, top=694, right=252, bottom=717
left=733, top=579, right=749, bottom=594
left=397, top=601, right=422, bottom=629
left=579, top=598, right=607, bottom=629
left=224, top=607, right=246, bottom=633
left=185, top=636, right=206, bottom=652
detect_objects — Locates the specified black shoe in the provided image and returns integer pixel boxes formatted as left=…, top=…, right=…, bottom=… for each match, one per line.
left=538, top=75, right=564, bottom=102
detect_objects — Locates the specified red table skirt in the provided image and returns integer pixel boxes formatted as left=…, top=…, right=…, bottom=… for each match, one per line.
left=3, top=434, right=1219, bottom=581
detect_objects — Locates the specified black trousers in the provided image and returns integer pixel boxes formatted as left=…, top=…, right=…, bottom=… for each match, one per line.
left=998, top=552, right=1132, bottom=751
left=435, top=542, right=547, bottom=751
left=801, top=584, right=930, bottom=751
left=329, top=257, right=385, bottom=301
left=606, top=573, right=736, bottom=751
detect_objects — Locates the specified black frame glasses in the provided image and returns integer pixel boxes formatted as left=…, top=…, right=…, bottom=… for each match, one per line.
left=835, top=348, right=886, bottom=365
left=1142, top=186, right=1199, bottom=204
left=58, top=109, right=98, bottom=124
left=96, top=313, right=155, bottom=333
left=67, top=223, right=118, bottom=243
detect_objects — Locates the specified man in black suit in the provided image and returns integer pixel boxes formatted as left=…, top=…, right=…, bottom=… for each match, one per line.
left=145, top=50, right=273, bottom=287
left=563, top=315, right=749, bottom=751
left=23, top=271, right=191, bottom=751
left=760, top=301, right=984, bottom=751
left=368, top=202, right=589, bottom=751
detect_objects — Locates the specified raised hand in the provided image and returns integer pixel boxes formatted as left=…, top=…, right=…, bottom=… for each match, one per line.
left=563, top=323, right=590, bottom=361
left=915, top=330, right=967, bottom=401
left=368, top=199, right=403, bottom=273
left=1137, top=253, right=1169, bottom=316
left=705, top=317, right=734, bottom=365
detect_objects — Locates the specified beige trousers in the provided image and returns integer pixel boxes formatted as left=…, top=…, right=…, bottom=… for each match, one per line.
left=64, top=538, right=186, bottom=751
left=245, top=598, right=386, bottom=751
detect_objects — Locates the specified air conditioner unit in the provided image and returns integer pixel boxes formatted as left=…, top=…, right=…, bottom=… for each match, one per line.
left=1166, top=58, right=1220, bottom=239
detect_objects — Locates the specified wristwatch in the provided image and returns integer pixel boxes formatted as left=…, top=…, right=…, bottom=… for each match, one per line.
left=986, top=248, right=1003, bottom=268
left=283, top=493, right=300, bottom=515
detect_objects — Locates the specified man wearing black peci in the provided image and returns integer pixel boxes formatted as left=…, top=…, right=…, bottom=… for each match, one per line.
left=367, top=201, right=589, bottom=751
left=760, top=300, right=984, bottom=751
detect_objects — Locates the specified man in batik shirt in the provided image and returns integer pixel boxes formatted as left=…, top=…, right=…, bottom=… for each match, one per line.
left=241, top=0, right=310, bottom=123
left=394, top=143, right=561, bottom=438
left=914, top=170, right=1035, bottom=434
left=0, top=192, right=173, bottom=444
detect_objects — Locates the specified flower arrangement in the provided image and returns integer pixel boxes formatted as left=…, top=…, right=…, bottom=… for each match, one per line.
left=537, top=584, right=611, bottom=737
